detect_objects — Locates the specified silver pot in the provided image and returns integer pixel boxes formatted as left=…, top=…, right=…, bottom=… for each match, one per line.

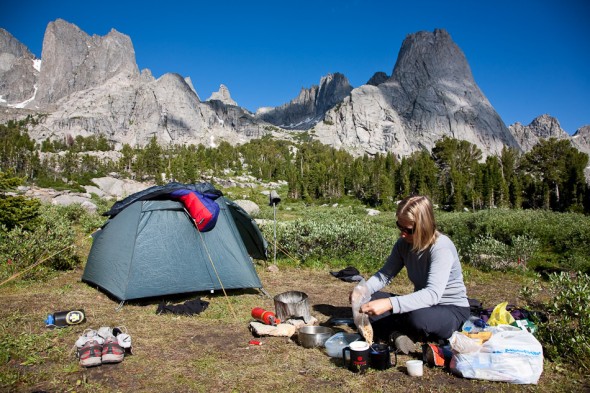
left=298, top=326, right=334, bottom=348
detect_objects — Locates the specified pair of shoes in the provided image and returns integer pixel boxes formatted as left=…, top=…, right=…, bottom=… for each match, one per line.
left=389, top=331, right=416, bottom=355
left=76, top=327, right=132, bottom=367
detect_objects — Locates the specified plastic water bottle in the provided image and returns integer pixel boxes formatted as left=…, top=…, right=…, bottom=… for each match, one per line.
left=45, top=309, right=86, bottom=328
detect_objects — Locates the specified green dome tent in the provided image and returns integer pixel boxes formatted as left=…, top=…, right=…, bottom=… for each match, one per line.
left=83, top=194, right=267, bottom=301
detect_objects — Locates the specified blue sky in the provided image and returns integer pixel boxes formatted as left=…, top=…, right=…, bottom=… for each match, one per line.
left=2, top=1, right=589, bottom=134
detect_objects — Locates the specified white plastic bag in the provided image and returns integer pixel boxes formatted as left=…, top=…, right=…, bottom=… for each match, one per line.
left=450, top=326, right=544, bottom=384
left=449, top=331, right=482, bottom=354
left=351, top=279, right=374, bottom=344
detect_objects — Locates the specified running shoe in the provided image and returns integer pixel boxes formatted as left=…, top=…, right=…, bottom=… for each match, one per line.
left=98, top=326, right=126, bottom=363
left=75, top=329, right=104, bottom=367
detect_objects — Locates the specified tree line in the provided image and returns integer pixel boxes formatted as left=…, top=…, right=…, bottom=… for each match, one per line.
left=1, top=117, right=588, bottom=213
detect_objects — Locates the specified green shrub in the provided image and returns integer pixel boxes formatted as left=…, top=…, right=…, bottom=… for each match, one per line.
left=467, top=233, right=540, bottom=271
left=0, top=204, right=80, bottom=282
left=467, top=234, right=512, bottom=271
left=0, top=172, right=41, bottom=231
left=534, top=272, right=590, bottom=371
left=261, top=206, right=590, bottom=274
left=437, top=209, right=590, bottom=273
left=258, top=207, right=394, bottom=272
left=57, top=200, right=108, bottom=234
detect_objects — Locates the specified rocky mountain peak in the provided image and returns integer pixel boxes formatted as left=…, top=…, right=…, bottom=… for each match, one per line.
left=316, top=73, right=353, bottom=113
left=34, top=19, right=139, bottom=107
left=366, top=72, right=389, bottom=86
left=509, top=114, right=570, bottom=152
left=207, top=84, right=237, bottom=106
left=528, top=114, right=569, bottom=139
left=0, top=28, right=33, bottom=58
left=256, top=72, right=352, bottom=130
left=184, top=76, right=199, bottom=99
left=573, top=125, right=590, bottom=139
left=0, top=28, right=38, bottom=105
left=313, top=29, right=518, bottom=158
left=391, top=29, right=473, bottom=89
left=572, top=125, right=590, bottom=157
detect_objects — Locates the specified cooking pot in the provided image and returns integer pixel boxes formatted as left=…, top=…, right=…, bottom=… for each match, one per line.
left=298, top=326, right=334, bottom=348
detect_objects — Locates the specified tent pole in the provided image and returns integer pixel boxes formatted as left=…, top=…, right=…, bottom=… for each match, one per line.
left=269, top=190, right=281, bottom=266
left=273, top=202, right=277, bottom=265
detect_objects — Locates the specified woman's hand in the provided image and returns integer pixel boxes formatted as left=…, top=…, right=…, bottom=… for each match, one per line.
left=360, top=298, right=392, bottom=316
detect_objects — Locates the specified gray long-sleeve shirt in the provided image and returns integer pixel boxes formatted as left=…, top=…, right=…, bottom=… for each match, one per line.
left=365, top=233, right=469, bottom=313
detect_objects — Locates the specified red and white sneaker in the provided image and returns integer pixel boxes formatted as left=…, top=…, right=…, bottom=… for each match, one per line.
left=101, top=336, right=125, bottom=363
left=97, top=326, right=125, bottom=363
left=75, top=329, right=104, bottom=367
left=78, top=340, right=103, bottom=367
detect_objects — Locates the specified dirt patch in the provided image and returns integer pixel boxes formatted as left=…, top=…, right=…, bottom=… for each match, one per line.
left=0, top=266, right=587, bottom=392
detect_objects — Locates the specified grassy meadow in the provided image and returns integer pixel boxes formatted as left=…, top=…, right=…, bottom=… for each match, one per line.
left=1, top=187, right=589, bottom=391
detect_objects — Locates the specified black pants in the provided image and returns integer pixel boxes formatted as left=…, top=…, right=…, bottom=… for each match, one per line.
left=368, top=291, right=470, bottom=343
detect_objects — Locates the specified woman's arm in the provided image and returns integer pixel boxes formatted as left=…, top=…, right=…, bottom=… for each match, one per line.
left=363, top=238, right=406, bottom=294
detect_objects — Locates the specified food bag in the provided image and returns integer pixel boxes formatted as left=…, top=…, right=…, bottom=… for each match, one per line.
left=450, top=326, right=543, bottom=384
left=351, top=279, right=374, bottom=344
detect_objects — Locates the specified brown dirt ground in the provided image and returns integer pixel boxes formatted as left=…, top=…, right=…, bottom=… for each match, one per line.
left=1, top=265, right=589, bottom=393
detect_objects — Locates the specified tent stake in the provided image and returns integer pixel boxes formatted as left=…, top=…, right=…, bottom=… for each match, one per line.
left=259, top=287, right=272, bottom=299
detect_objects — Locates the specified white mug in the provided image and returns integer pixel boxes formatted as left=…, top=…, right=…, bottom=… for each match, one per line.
left=406, top=359, right=424, bottom=377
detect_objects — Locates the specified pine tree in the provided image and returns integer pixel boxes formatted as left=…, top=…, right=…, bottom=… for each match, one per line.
left=521, top=138, right=587, bottom=211
left=432, top=136, right=482, bottom=211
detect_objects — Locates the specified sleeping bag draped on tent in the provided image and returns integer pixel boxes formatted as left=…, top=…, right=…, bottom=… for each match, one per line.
left=82, top=183, right=267, bottom=301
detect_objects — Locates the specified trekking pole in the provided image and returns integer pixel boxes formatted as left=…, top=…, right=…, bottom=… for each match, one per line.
left=269, top=190, right=281, bottom=266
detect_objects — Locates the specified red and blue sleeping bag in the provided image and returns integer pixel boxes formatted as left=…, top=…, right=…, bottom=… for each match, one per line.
left=170, top=189, right=220, bottom=232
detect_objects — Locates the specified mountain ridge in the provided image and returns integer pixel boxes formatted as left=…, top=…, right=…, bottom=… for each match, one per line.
left=0, top=20, right=588, bottom=162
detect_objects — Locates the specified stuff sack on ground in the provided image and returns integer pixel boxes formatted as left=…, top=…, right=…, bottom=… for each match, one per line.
left=449, top=325, right=543, bottom=384
left=157, top=298, right=209, bottom=315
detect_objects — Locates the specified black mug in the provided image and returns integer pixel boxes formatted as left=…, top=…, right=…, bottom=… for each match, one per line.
left=369, top=343, right=396, bottom=370
left=342, top=341, right=370, bottom=373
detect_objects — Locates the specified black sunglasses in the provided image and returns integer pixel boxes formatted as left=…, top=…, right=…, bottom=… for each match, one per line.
left=396, top=221, right=415, bottom=235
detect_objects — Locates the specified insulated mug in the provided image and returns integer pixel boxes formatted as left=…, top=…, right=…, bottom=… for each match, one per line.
left=369, top=343, right=396, bottom=370
left=342, top=341, right=370, bottom=373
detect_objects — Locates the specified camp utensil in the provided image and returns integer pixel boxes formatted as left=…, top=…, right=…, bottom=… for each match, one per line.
left=342, top=340, right=370, bottom=373
left=274, top=291, right=312, bottom=323
left=369, top=343, right=396, bottom=370
left=328, top=317, right=356, bottom=327
left=298, top=326, right=334, bottom=348
left=406, top=360, right=424, bottom=377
